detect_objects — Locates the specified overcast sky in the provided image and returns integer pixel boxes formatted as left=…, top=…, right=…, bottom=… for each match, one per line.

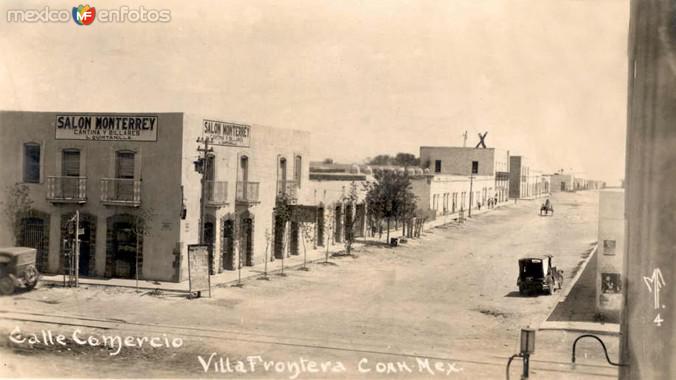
left=0, top=0, right=629, bottom=184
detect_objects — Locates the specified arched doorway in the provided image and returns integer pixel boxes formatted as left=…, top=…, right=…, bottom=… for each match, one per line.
left=60, top=213, right=96, bottom=277
left=316, top=206, right=325, bottom=246
left=240, top=216, right=254, bottom=266
left=344, top=203, right=354, bottom=242
left=222, top=219, right=235, bottom=270
left=204, top=216, right=215, bottom=275
left=18, top=211, right=50, bottom=273
left=289, top=221, right=299, bottom=256
left=105, top=214, right=142, bottom=279
left=334, top=205, right=342, bottom=243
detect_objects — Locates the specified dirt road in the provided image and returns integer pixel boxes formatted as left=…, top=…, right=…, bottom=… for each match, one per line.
left=0, top=191, right=618, bottom=379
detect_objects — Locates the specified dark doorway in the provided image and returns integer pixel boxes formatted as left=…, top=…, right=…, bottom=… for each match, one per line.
left=204, top=221, right=215, bottom=274
left=222, top=219, right=235, bottom=270
left=274, top=214, right=286, bottom=259
left=241, top=218, right=254, bottom=266
left=355, top=204, right=366, bottom=238
left=60, top=213, right=96, bottom=277
left=316, top=207, right=325, bottom=246
left=77, top=220, right=94, bottom=276
left=344, top=204, right=354, bottom=242
left=290, top=221, right=299, bottom=256
left=334, top=205, right=342, bottom=243
left=110, top=221, right=138, bottom=279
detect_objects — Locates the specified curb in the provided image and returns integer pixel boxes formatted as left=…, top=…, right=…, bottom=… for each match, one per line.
left=538, top=321, right=620, bottom=336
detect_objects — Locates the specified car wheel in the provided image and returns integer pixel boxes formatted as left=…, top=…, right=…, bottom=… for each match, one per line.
left=23, top=265, right=39, bottom=290
left=0, top=275, right=16, bottom=295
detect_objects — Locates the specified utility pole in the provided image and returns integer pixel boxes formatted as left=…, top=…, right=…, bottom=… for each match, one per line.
left=75, top=209, right=79, bottom=287
left=468, top=174, right=474, bottom=218
left=196, top=137, right=213, bottom=245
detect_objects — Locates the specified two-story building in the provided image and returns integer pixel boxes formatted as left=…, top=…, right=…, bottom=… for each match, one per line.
left=419, top=146, right=511, bottom=205
left=0, top=111, right=311, bottom=282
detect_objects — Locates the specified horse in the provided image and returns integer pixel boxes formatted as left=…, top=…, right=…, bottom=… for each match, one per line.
left=540, top=203, right=554, bottom=216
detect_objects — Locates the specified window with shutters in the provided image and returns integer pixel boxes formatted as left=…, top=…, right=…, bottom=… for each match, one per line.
left=23, top=143, right=41, bottom=183
left=62, top=149, right=80, bottom=176
left=115, top=151, right=135, bottom=179
left=294, top=155, right=302, bottom=188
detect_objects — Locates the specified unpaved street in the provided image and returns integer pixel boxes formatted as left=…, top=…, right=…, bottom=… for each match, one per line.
left=0, top=192, right=616, bottom=379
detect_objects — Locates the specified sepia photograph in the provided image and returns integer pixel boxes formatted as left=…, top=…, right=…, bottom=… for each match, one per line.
left=0, top=0, right=673, bottom=379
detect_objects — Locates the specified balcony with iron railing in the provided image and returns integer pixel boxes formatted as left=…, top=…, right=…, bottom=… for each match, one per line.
left=205, top=180, right=228, bottom=207
left=47, top=176, right=87, bottom=203
left=236, top=181, right=260, bottom=205
left=277, top=180, right=298, bottom=202
left=100, top=178, right=141, bottom=207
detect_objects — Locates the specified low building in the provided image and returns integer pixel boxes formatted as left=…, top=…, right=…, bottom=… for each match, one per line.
left=307, top=162, right=371, bottom=248
left=0, top=110, right=312, bottom=282
left=550, top=172, right=575, bottom=192
left=596, top=188, right=625, bottom=320
left=411, top=173, right=495, bottom=220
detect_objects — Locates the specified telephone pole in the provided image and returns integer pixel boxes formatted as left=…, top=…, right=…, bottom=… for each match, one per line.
left=196, top=137, right=213, bottom=245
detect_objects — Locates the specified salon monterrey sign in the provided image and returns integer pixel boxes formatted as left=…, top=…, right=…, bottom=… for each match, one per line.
left=202, top=119, right=251, bottom=147
left=55, top=114, right=158, bottom=141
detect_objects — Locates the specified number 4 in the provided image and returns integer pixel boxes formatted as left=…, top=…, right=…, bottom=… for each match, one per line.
left=654, top=313, right=664, bottom=327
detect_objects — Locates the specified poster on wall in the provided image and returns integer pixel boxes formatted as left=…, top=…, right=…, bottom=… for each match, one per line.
left=601, top=272, right=622, bottom=294
left=202, top=119, right=251, bottom=147
left=187, top=244, right=211, bottom=297
left=55, top=114, right=158, bottom=141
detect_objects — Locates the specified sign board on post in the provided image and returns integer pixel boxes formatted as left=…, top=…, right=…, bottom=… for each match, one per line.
left=202, top=119, right=251, bottom=147
left=187, top=244, right=211, bottom=297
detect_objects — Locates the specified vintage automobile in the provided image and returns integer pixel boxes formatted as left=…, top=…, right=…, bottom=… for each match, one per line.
left=517, top=255, right=563, bottom=295
left=0, top=247, right=40, bottom=295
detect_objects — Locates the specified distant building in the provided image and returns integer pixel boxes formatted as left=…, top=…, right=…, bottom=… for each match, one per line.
left=419, top=146, right=511, bottom=204
left=596, top=188, right=625, bottom=320
left=550, top=172, right=575, bottom=192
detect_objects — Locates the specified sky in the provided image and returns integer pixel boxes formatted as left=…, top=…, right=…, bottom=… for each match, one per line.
left=0, top=0, right=629, bottom=184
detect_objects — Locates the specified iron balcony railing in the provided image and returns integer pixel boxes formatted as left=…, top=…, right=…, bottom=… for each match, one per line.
left=47, top=176, right=87, bottom=203
left=277, top=180, right=298, bottom=200
left=236, top=181, right=260, bottom=204
left=100, top=178, right=141, bottom=206
left=205, top=180, right=228, bottom=207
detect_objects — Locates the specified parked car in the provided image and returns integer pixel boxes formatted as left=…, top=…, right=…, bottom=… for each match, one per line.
left=0, top=247, right=40, bottom=295
left=517, top=255, right=563, bottom=295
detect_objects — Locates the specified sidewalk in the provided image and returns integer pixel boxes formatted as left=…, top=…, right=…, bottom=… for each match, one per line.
left=40, top=200, right=520, bottom=293
left=541, top=242, right=620, bottom=335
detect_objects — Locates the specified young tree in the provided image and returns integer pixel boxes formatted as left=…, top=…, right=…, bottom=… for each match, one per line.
left=1, top=184, right=34, bottom=243
left=341, top=182, right=359, bottom=255
left=323, top=206, right=335, bottom=264
left=260, top=228, right=272, bottom=280
left=131, top=207, right=155, bottom=291
left=299, top=222, right=314, bottom=270
left=364, top=170, right=416, bottom=244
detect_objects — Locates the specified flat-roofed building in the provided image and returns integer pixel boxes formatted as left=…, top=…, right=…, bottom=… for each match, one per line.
left=0, top=110, right=311, bottom=282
